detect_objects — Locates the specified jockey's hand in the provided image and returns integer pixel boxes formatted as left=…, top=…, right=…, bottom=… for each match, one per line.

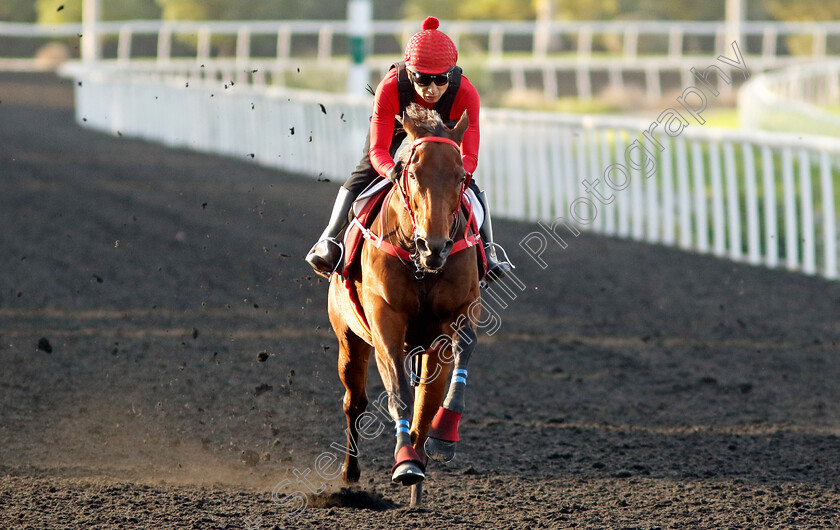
left=387, top=160, right=404, bottom=184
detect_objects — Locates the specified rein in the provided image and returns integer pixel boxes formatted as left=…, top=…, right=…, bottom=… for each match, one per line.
left=360, top=135, right=480, bottom=279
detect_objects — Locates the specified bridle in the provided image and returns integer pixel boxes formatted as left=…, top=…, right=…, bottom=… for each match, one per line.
left=396, top=136, right=465, bottom=240
left=358, top=135, right=480, bottom=279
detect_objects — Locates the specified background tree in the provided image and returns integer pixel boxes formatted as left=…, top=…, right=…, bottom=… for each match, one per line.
left=155, top=0, right=350, bottom=21
left=0, top=0, right=38, bottom=22
left=35, top=0, right=161, bottom=23
left=551, top=0, right=724, bottom=21
left=764, top=0, right=840, bottom=21
left=24, top=0, right=840, bottom=25
left=764, top=0, right=840, bottom=55
left=404, top=0, right=534, bottom=21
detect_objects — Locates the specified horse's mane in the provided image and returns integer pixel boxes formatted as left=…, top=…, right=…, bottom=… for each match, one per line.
left=406, top=103, right=446, bottom=136
left=396, top=103, right=446, bottom=163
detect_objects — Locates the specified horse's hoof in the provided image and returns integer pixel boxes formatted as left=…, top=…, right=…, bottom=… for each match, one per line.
left=341, top=463, right=360, bottom=483
left=425, top=437, right=456, bottom=463
left=391, top=461, right=425, bottom=486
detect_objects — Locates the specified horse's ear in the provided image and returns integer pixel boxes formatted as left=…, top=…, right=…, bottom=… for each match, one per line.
left=449, top=110, right=469, bottom=145
left=398, top=110, right=421, bottom=140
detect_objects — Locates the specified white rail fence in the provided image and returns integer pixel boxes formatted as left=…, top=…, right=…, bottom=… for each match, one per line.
left=739, top=61, right=840, bottom=137
left=484, top=111, right=838, bottom=280
left=9, top=20, right=840, bottom=100
left=9, top=20, right=840, bottom=62
left=62, top=63, right=839, bottom=280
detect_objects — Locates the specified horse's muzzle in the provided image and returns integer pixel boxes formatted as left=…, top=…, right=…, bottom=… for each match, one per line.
left=415, top=237, right=454, bottom=271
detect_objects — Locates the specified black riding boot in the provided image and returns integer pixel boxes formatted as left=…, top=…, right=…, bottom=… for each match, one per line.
left=476, top=190, right=512, bottom=283
left=304, top=187, right=357, bottom=276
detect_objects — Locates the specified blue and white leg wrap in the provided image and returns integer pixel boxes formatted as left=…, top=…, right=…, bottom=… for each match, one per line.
left=452, top=368, right=468, bottom=386
left=395, top=418, right=410, bottom=437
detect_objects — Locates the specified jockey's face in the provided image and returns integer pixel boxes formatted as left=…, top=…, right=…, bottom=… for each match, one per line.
left=410, top=68, right=449, bottom=104
left=411, top=76, right=449, bottom=104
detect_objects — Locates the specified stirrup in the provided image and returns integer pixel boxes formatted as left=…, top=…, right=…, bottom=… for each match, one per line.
left=306, top=237, right=344, bottom=278
left=480, top=242, right=514, bottom=288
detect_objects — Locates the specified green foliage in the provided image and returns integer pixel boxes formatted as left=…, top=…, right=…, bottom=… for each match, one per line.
left=31, top=0, right=404, bottom=23
left=0, top=0, right=38, bottom=22
left=374, top=1, right=406, bottom=20
left=36, top=0, right=81, bottom=23
left=634, top=0, right=724, bottom=21
left=765, top=0, right=840, bottom=21
left=155, top=0, right=351, bottom=21
left=459, top=0, right=536, bottom=20
left=404, top=0, right=840, bottom=22
left=36, top=0, right=160, bottom=24
left=23, top=0, right=840, bottom=25
left=405, top=0, right=534, bottom=21
left=553, top=0, right=619, bottom=21
left=405, top=0, right=725, bottom=22
left=403, top=1, right=458, bottom=21
left=154, top=0, right=409, bottom=21
left=763, top=0, right=840, bottom=54
left=155, top=0, right=204, bottom=21
left=553, top=0, right=724, bottom=21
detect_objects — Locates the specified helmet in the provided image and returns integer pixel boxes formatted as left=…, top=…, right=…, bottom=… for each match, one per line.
left=403, top=17, right=458, bottom=74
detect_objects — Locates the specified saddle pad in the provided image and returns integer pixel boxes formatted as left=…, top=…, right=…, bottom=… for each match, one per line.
left=341, top=182, right=392, bottom=278
left=462, top=192, right=488, bottom=281
left=464, top=188, right=484, bottom=230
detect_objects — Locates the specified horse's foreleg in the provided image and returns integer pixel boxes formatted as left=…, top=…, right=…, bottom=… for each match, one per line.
left=377, top=362, right=424, bottom=486
left=426, top=326, right=476, bottom=463
left=368, top=312, right=424, bottom=486
left=406, top=348, right=449, bottom=509
left=410, top=347, right=451, bottom=459
left=337, top=333, right=372, bottom=483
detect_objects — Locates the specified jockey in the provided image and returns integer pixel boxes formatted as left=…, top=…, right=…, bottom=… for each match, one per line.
left=305, top=16, right=512, bottom=282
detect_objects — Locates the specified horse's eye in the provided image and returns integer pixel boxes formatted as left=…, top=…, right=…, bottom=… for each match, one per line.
left=408, top=171, right=416, bottom=180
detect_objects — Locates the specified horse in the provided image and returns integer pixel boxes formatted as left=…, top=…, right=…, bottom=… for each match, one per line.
left=327, top=103, right=481, bottom=507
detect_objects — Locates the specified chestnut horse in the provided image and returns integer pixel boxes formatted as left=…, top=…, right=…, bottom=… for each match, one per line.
left=327, top=104, right=480, bottom=507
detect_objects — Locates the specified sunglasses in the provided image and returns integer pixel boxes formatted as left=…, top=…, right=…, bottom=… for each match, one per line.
left=408, top=68, right=452, bottom=87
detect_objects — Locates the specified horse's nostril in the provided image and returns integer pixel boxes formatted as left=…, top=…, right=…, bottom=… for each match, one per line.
left=416, top=237, right=430, bottom=256
left=416, top=237, right=453, bottom=266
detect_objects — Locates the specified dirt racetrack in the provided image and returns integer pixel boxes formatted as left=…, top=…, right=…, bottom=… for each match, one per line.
left=1, top=72, right=840, bottom=529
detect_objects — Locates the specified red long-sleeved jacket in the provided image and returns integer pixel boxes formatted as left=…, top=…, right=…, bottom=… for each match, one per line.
left=368, top=68, right=481, bottom=177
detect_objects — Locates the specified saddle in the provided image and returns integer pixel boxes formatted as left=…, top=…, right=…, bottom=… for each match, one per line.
left=339, top=179, right=488, bottom=281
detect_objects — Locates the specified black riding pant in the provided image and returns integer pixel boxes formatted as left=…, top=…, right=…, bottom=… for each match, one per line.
left=342, top=129, right=406, bottom=195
